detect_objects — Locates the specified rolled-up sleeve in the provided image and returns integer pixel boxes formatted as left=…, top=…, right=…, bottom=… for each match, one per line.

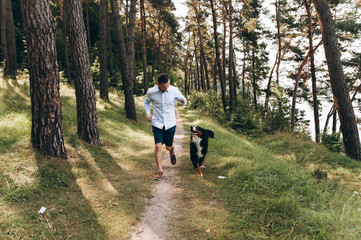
left=175, top=88, right=187, bottom=105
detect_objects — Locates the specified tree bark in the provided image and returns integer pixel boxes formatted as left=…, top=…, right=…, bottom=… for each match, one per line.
left=127, top=0, right=137, bottom=95
left=140, top=0, right=148, bottom=94
left=228, top=0, right=235, bottom=109
left=264, top=54, right=278, bottom=116
left=106, top=8, right=114, bottom=79
left=252, top=47, right=257, bottom=110
left=193, top=34, right=200, bottom=91
left=99, top=0, right=109, bottom=101
left=184, top=51, right=189, bottom=94
left=84, top=0, right=91, bottom=49
left=21, top=0, right=67, bottom=158
left=191, top=0, right=210, bottom=90
left=65, top=0, right=101, bottom=144
left=290, top=40, right=322, bottom=132
left=2, top=0, right=17, bottom=78
left=232, top=48, right=237, bottom=99
left=1, top=0, right=8, bottom=74
left=110, top=0, right=137, bottom=120
left=60, top=0, right=72, bottom=85
left=210, top=0, right=226, bottom=111
left=221, top=0, right=227, bottom=84
left=304, top=0, right=320, bottom=142
left=242, top=41, right=246, bottom=99
left=275, top=0, right=281, bottom=85
left=312, top=0, right=361, bottom=160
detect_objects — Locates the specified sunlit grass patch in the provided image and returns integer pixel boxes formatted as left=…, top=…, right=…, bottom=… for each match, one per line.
left=0, top=76, right=156, bottom=239
left=173, top=107, right=361, bottom=239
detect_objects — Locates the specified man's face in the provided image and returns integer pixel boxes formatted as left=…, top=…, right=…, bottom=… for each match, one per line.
left=157, top=81, right=170, bottom=92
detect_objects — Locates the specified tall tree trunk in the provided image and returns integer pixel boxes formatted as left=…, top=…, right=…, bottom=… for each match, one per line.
left=110, top=0, right=137, bottom=120
left=184, top=52, right=189, bottom=94
left=65, top=0, right=101, bottom=144
left=60, top=0, right=72, bottom=84
left=228, top=0, right=235, bottom=109
left=332, top=109, right=337, bottom=133
left=189, top=58, right=193, bottom=93
left=164, top=28, right=169, bottom=73
left=275, top=0, right=281, bottom=85
left=252, top=47, right=257, bottom=110
left=191, top=0, right=210, bottom=90
left=6, top=0, right=16, bottom=77
left=99, top=0, right=109, bottom=101
left=1, top=0, right=8, bottom=74
left=242, top=41, right=246, bottom=99
left=232, top=48, right=237, bottom=99
left=323, top=104, right=335, bottom=134
left=106, top=8, right=114, bottom=79
left=140, top=0, right=148, bottom=94
left=151, top=32, right=156, bottom=81
left=2, top=0, right=17, bottom=78
left=221, top=0, right=227, bottom=84
left=84, top=0, right=91, bottom=49
left=196, top=31, right=205, bottom=91
left=209, top=0, right=227, bottom=112
left=21, top=0, right=67, bottom=158
left=264, top=55, right=278, bottom=116
left=312, top=0, right=361, bottom=160
left=304, top=0, right=320, bottom=142
left=125, top=0, right=129, bottom=35
left=212, top=58, right=217, bottom=90
left=184, top=39, right=190, bottom=94
left=193, top=35, right=200, bottom=91
left=127, top=0, right=137, bottom=95
left=291, top=40, right=322, bottom=132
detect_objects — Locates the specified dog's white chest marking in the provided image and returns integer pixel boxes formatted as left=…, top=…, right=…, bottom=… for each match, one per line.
left=191, top=136, right=203, bottom=158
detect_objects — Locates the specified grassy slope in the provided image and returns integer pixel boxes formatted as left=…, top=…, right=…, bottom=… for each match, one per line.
left=2, top=75, right=361, bottom=239
left=172, top=107, right=361, bottom=240
left=0, top=75, right=157, bottom=239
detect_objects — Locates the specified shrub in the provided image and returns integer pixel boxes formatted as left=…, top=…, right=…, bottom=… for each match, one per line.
left=229, top=99, right=260, bottom=133
left=187, top=90, right=224, bottom=119
left=263, top=87, right=291, bottom=133
left=321, top=132, right=343, bottom=152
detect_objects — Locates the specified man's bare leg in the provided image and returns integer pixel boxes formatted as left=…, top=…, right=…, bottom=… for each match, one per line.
left=166, top=145, right=176, bottom=165
left=155, top=143, right=163, bottom=172
left=166, top=145, right=174, bottom=155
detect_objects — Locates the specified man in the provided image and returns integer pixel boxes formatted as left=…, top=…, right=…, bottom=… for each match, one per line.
left=144, top=73, right=187, bottom=181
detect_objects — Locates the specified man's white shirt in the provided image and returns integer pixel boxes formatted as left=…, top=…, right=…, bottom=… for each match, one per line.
left=144, top=85, right=187, bottom=130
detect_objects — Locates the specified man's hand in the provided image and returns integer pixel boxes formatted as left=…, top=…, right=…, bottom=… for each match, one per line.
left=147, top=114, right=153, bottom=122
left=180, top=98, right=186, bottom=104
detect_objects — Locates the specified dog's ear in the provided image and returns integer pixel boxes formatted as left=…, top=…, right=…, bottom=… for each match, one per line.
left=207, top=130, right=214, bottom=138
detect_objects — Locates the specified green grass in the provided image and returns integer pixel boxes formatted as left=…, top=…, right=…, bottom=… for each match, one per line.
left=0, top=75, right=157, bottom=239
left=2, top=74, right=361, bottom=239
left=172, top=107, right=361, bottom=239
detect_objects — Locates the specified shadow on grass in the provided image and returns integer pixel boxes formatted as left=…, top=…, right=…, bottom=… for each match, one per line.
left=82, top=143, right=151, bottom=216
left=0, top=83, right=30, bottom=114
left=1, top=153, right=107, bottom=239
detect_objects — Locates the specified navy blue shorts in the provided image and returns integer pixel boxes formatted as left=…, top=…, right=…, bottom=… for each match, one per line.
left=152, top=126, right=176, bottom=146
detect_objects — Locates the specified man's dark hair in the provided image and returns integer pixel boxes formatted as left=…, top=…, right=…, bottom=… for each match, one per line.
left=157, top=73, right=170, bottom=84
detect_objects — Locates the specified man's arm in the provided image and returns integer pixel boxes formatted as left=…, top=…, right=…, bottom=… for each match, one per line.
left=144, top=94, right=152, bottom=121
left=175, top=88, right=187, bottom=105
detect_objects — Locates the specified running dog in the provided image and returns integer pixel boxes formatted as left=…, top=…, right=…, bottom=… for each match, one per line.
left=190, top=126, right=215, bottom=176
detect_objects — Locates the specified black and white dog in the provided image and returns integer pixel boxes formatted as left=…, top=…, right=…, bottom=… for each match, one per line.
left=190, top=126, right=215, bottom=176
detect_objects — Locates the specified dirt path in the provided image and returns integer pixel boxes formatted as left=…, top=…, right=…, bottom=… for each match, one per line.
left=130, top=109, right=185, bottom=240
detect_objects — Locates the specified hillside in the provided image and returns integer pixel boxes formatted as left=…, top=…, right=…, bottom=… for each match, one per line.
left=1, top=75, right=361, bottom=239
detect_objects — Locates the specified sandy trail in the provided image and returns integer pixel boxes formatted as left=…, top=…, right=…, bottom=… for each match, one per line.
left=130, top=109, right=186, bottom=240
